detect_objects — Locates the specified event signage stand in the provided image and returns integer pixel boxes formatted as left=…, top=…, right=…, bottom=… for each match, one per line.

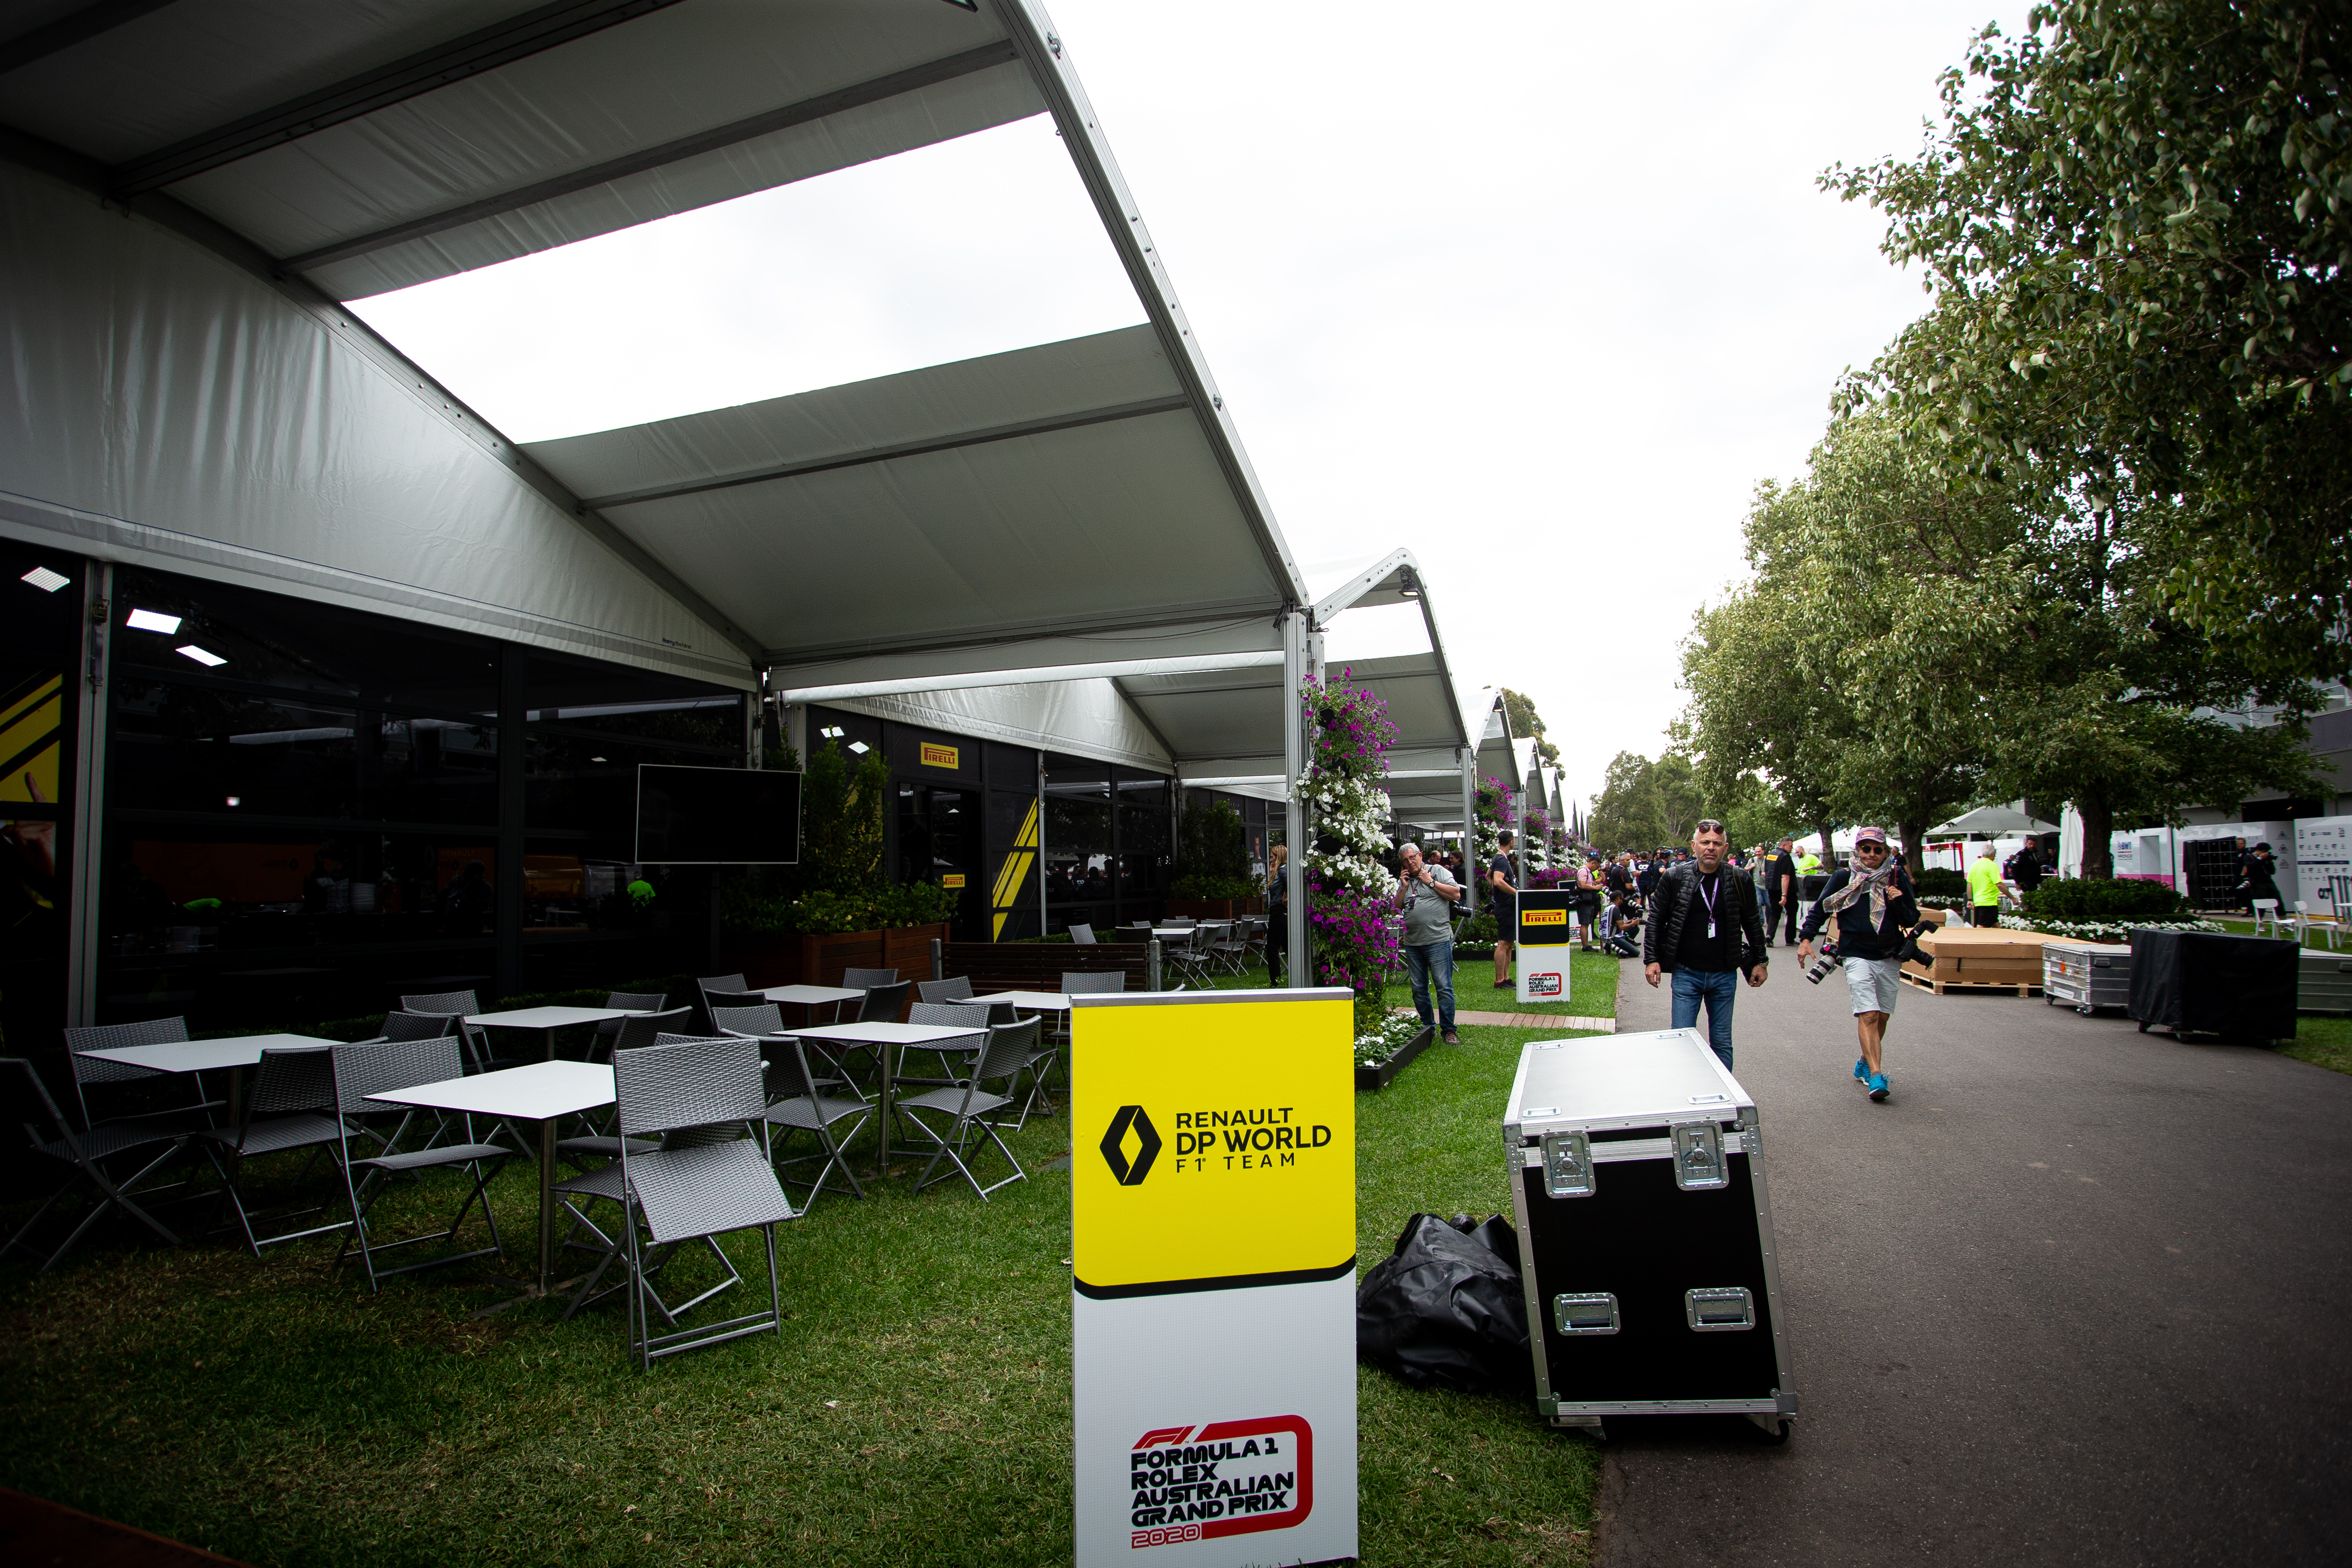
left=1514, top=887, right=1577, bottom=1006
left=1071, top=987, right=1358, bottom=1566
left=1503, top=1029, right=1798, bottom=1441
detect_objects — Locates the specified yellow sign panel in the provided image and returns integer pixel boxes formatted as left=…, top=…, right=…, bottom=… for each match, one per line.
left=1073, top=993, right=1354, bottom=1296
left=1523, top=909, right=1567, bottom=926
left=919, top=742, right=960, bottom=769
left=941, top=873, right=967, bottom=889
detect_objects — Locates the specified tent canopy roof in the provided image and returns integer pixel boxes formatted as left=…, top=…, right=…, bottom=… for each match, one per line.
left=1930, top=805, right=2061, bottom=836
left=2, top=0, right=1309, bottom=685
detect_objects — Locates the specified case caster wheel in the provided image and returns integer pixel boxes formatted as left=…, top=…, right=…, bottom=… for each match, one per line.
left=2077, top=1005, right=2093, bottom=1016
left=1747, top=1413, right=1792, bottom=1444
left=2137, top=1020, right=2149, bottom=1033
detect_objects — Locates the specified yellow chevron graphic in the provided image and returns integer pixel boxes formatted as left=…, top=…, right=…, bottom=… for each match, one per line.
left=0, top=674, right=64, bottom=804
left=989, top=799, right=1041, bottom=941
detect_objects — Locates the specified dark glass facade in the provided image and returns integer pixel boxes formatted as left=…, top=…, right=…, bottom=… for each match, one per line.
left=95, top=564, right=746, bottom=1029
left=1, top=541, right=85, bottom=1056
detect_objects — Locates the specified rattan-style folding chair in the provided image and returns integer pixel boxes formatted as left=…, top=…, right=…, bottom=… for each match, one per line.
left=840, top=968, right=898, bottom=991
left=855, top=980, right=911, bottom=1024
left=916, top=976, right=975, bottom=1004
left=329, top=1036, right=511, bottom=1291
left=1062, top=971, right=1126, bottom=995
left=694, top=974, right=750, bottom=1032
left=399, top=990, right=509, bottom=1074
left=2, top=1057, right=185, bottom=1271
left=558, top=1009, right=694, bottom=1170
left=62, top=1016, right=223, bottom=1136
left=898, top=1019, right=1034, bottom=1202
left=898, top=1001, right=991, bottom=1092
left=340, top=1011, right=458, bottom=1155
left=554, top=1034, right=796, bottom=1367
left=763, top=1034, right=872, bottom=1206
left=199, top=1045, right=350, bottom=1256
left=1207, top=921, right=1251, bottom=975
left=592, top=991, right=668, bottom=1053
left=1067, top=922, right=1097, bottom=945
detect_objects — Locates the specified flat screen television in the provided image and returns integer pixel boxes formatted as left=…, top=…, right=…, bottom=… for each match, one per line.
left=634, top=764, right=801, bottom=865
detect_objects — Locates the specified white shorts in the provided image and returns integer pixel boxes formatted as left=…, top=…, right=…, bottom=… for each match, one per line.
left=1843, top=955, right=1902, bottom=1016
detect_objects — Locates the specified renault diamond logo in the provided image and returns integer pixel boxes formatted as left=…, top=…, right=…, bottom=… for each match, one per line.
left=1099, top=1104, right=1162, bottom=1186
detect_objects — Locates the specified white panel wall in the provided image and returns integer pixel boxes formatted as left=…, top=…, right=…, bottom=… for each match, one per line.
left=0, top=163, right=749, bottom=689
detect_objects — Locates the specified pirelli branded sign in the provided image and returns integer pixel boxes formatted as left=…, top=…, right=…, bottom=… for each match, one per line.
left=918, top=741, right=960, bottom=769
left=1071, top=989, right=1358, bottom=1566
left=1515, top=888, right=1577, bottom=1008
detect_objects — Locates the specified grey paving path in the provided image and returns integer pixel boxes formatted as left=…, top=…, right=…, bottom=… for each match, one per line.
left=1592, top=952, right=2352, bottom=1567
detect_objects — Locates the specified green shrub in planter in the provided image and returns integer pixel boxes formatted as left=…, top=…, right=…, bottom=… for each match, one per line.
left=1457, top=911, right=1498, bottom=946
left=2023, top=877, right=2188, bottom=922
left=1171, top=872, right=1259, bottom=900
left=1911, top=867, right=1967, bottom=899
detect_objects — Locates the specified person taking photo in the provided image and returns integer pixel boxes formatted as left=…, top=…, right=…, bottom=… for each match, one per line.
left=1642, top=819, right=1769, bottom=1071
left=1798, top=826, right=1918, bottom=1102
left=1392, top=841, right=1462, bottom=1044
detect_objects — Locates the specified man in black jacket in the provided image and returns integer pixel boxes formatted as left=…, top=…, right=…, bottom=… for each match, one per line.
left=1797, top=826, right=1917, bottom=1102
left=1642, top=819, right=1770, bottom=1071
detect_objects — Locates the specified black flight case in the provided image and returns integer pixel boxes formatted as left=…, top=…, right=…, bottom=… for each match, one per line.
left=1504, top=1028, right=1797, bottom=1441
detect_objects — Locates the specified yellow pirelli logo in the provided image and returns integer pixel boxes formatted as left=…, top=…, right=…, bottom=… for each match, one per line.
left=1073, top=995, right=1354, bottom=1297
left=941, top=873, right=966, bottom=889
left=919, top=742, right=959, bottom=769
left=1523, top=909, right=1568, bottom=926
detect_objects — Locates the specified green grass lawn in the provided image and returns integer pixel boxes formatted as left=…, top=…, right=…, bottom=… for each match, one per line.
left=2281, top=1014, right=2352, bottom=1077
left=0, top=1016, right=1602, bottom=1566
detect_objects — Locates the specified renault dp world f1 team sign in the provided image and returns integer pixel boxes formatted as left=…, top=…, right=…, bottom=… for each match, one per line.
left=1515, top=887, right=1577, bottom=1007
left=1071, top=987, right=1357, bottom=1567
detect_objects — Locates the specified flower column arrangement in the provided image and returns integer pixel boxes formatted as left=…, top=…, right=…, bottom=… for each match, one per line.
left=1298, top=672, right=1401, bottom=1039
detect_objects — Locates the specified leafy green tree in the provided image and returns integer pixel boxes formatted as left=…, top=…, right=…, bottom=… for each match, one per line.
left=1586, top=750, right=1705, bottom=852
left=1826, top=0, right=2352, bottom=684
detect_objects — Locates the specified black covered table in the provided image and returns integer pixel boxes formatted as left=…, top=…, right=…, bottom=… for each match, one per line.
left=2127, top=929, right=2298, bottom=1042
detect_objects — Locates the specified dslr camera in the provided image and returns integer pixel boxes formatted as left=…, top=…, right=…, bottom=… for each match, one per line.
left=1803, top=940, right=1842, bottom=985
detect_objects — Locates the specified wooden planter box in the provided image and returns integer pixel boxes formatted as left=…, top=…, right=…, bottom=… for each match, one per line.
left=721, top=923, right=951, bottom=990
left=1355, top=1022, right=1436, bottom=1091
left=1165, top=896, right=1266, bottom=921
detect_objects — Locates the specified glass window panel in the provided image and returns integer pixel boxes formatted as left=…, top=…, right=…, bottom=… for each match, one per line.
left=524, top=733, right=741, bottom=860
left=110, top=677, right=502, bottom=825
left=113, top=567, right=502, bottom=713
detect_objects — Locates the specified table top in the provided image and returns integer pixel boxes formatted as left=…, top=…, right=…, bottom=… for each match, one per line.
left=79, top=1034, right=335, bottom=1073
left=463, top=1005, right=649, bottom=1029
left=981, top=990, right=1075, bottom=1011
left=757, top=984, right=866, bottom=1005
left=368, top=1059, right=615, bottom=1120
left=788, top=1021, right=985, bottom=1045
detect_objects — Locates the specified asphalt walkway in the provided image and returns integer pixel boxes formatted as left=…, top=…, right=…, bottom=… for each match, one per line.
left=1592, top=951, right=2352, bottom=1566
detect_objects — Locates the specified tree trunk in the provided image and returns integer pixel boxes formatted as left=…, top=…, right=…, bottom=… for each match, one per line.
left=1816, top=823, right=1835, bottom=861
left=1899, top=818, right=1926, bottom=870
left=2075, top=794, right=2114, bottom=878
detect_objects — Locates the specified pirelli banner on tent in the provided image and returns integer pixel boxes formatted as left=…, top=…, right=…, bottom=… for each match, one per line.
left=1071, top=987, right=1358, bottom=1567
left=1515, top=887, right=1578, bottom=1007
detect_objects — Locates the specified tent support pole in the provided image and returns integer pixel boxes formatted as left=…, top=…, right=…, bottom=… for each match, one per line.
left=1460, top=747, right=1477, bottom=915
left=1283, top=609, right=1308, bottom=988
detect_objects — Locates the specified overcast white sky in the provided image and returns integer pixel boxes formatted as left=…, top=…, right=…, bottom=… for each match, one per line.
left=353, top=0, right=2028, bottom=818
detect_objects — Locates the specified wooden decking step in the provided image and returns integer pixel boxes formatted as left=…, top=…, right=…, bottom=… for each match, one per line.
left=1394, top=1007, right=1615, bottom=1032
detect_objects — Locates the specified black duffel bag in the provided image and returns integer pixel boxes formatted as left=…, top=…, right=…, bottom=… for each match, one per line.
left=1356, top=1212, right=1533, bottom=1396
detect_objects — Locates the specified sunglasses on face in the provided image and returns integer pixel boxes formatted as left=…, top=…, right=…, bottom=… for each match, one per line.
left=1856, top=844, right=1887, bottom=854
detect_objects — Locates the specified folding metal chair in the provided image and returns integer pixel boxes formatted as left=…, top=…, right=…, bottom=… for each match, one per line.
left=62, top=1016, right=222, bottom=1136
left=399, top=990, right=508, bottom=1073
left=1067, top=923, right=1097, bottom=945
left=855, top=980, right=911, bottom=1024
left=2, top=1057, right=186, bottom=1271
left=695, top=974, right=750, bottom=1032
left=763, top=1034, right=872, bottom=1206
left=592, top=991, right=668, bottom=1054
left=554, top=1034, right=796, bottom=1368
left=840, top=968, right=898, bottom=991
left=558, top=1009, right=695, bottom=1170
left=1207, top=920, right=1250, bottom=975
left=916, top=976, right=975, bottom=1004
left=900, top=1001, right=991, bottom=1092
left=898, top=1019, right=1034, bottom=1202
left=329, top=1037, right=511, bottom=1291
left=199, top=1045, right=350, bottom=1256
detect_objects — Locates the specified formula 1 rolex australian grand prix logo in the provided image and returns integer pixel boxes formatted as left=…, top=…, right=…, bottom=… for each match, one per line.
left=1127, top=1416, right=1313, bottom=1548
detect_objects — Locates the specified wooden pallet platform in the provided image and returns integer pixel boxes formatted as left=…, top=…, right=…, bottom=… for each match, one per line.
left=1900, top=970, right=2040, bottom=997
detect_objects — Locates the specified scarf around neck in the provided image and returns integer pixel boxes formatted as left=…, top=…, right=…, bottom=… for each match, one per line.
left=1820, top=857, right=1899, bottom=931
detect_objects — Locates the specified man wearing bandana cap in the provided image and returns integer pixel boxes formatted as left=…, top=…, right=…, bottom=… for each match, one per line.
left=1798, top=827, right=1918, bottom=1101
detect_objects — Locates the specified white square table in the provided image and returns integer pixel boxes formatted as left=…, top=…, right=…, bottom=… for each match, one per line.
left=78, top=1033, right=335, bottom=1124
left=978, top=990, right=1074, bottom=1013
left=782, top=1021, right=988, bottom=1177
left=368, top=1060, right=614, bottom=1300
left=463, top=1004, right=656, bottom=1061
left=754, top=984, right=865, bottom=1022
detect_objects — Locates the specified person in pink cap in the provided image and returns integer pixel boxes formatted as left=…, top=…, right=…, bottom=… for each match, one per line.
left=1796, top=827, right=1917, bottom=1101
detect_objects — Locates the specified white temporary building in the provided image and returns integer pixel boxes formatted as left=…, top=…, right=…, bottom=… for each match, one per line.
left=0, top=0, right=1467, bottom=1007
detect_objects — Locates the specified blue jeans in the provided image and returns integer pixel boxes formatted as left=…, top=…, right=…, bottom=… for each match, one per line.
left=1404, top=940, right=1456, bottom=1031
left=1671, top=967, right=1738, bottom=1071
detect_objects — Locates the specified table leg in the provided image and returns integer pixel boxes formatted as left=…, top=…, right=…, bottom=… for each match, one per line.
left=538, top=1117, right=556, bottom=1294
left=543, top=1027, right=557, bottom=1062
left=873, top=1043, right=895, bottom=1179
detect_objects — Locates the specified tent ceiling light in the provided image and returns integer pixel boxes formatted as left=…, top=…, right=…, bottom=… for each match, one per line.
left=20, top=566, right=69, bottom=593
left=175, top=645, right=227, bottom=667
left=847, top=741, right=870, bottom=754
left=126, top=608, right=183, bottom=633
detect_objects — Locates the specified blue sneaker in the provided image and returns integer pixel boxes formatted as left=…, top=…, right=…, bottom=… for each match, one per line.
left=1867, top=1071, right=1889, bottom=1101
left=1853, top=1058, right=1868, bottom=1083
